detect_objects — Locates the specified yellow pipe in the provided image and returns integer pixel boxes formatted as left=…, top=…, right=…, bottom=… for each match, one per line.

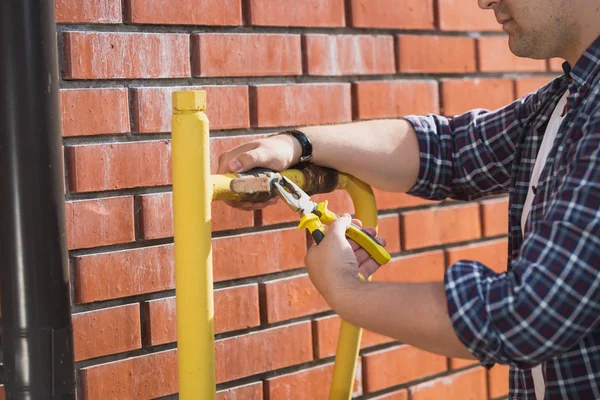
left=210, top=169, right=379, bottom=400
left=172, top=91, right=216, bottom=400
left=329, top=175, right=378, bottom=400
left=211, top=170, right=308, bottom=201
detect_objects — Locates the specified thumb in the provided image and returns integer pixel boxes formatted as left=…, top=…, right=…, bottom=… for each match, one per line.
left=229, top=149, right=265, bottom=173
left=326, top=214, right=352, bottom=240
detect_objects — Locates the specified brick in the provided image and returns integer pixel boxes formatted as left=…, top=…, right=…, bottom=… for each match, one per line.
left=63, top=32, right=190, bottom=79
left=515, top=77, right=555, bottom=98
left=373, top=250, right=445, bottom=283
left=446, top=238, right=508, bottom=273
left=131, top=86, right=250, bottom=133
left=142, top=284, right=260, bottom=346
left=137, top=192, right=253, bottom=239
left=313, top=315, right=394, bottom=358
left=266, top=361, right=362, bottom=399
left=212, top=201, right=258, bottom=231
left=401, top=204, right=481, bottom=250
left=449, top=358, right=479, bottom=369
left=217, top=382, right=263, bottom=400
left=215, top=322, right=313, bottom=383
left=362, top=344, right=446, bottom=392
left=60, top=88, right=129, bottom=137
left=74, top=244, right=174, bottom=303
left=377, top=214, right=401, bottom=254
left=350, top=0, right=433, bottom=29
left=549, top=58, right=566, bottom=72
left=262, top=186, right=355, bottom=226
left=397, top=35, right=476, bottom=73
left=437, top=0, right=500, bottom=31
left=248, top=0, right=345, bottom=27
left=441, top=78, right=514, bottom=116
left=73, top=304, right=141, bottom=361
left=353, top=80, right=439, bottom=120
left=478, top=37, right=546, bottom=72
left=251, top=83, right=351, bottom=128
left=409, top=367, right=487, bottom=400
left=480, top=197, right=509, bottom=237
left=488, top=364, right=510, bottom=398
left=374, top=189, right=436, bottom=210
left=66, top=141, right=171, bottom=193
left=80, top=349, right=178, bottom=400
left=304, top=34, right=396, bottom=76
left=137, top=192, right=173, bottom=240
left=127, top=0, right=241, bottom=25
left=192, top=34, right=301, bottom=77
left=261, top=274, right=329, bottom=323
left=56, top=0, right=121, bottom=23
left=213, top=228, right=306, bottom=281
left=65, top=196, right=134, bottom=250
left=371, top=389, right=408, bottom=400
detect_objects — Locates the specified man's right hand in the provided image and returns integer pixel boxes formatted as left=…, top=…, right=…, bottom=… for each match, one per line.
left=216, top=133, right=303, bottom=211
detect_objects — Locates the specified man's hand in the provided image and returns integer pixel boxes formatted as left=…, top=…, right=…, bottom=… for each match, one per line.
left=217, top=134, right=302, bottom=174
left=305, top=214, right=387, bottom=305
left=216, top=134, right=303, bottom=210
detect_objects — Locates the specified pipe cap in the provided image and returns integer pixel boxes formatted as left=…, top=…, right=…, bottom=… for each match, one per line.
left=172, top=90, right=206, bottom=111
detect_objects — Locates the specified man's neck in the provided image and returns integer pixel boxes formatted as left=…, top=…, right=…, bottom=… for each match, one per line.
left=563, top=18, right=600, bottom=67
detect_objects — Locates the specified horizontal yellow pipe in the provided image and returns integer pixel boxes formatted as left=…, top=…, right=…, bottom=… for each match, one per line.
left=211, top=170, right=311, bottom=201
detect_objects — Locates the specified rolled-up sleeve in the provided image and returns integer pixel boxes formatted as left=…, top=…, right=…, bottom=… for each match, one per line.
left=444, top=119, right=600, bottom=369
left=404, top=90, right=545, bottom=201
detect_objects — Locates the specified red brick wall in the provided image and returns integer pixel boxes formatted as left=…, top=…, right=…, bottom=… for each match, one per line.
left=2, top=0, right=563, bottom=398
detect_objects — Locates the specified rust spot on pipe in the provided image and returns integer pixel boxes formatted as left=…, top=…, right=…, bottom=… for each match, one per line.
left=300, top=165, right=339, bottom=195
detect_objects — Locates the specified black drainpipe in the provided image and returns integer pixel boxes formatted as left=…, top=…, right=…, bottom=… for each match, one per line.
left=0, top=0, right=76, bottom=398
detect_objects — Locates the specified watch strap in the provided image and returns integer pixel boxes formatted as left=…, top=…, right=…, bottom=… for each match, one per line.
left=275, top=129, right=313, bottom=167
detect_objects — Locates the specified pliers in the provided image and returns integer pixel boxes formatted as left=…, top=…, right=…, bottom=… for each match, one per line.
left=273, top=176, right=391, bottom=266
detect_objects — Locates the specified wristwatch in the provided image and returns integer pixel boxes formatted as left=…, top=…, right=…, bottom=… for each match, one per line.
left=273, top=129, right=313, bottom=167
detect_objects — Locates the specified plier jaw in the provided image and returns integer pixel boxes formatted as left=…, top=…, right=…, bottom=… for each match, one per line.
left=272, top=176, right=317, bottom=217
left=272, top=175, right=392, bottom=266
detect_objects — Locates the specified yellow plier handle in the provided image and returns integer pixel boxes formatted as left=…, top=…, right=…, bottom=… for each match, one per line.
left=298, top=213, right=326, bottom=244
left=301, top=200, right=391, bottom=266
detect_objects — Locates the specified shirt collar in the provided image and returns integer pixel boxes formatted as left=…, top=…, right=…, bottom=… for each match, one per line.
left=563, top=34, right=600, bottom=90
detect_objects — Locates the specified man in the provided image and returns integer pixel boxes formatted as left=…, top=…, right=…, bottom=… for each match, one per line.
left=217, top=1, right=600, bottom=398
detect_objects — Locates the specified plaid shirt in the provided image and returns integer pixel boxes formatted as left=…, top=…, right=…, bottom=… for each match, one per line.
left=404, top=35, right=600, bottom=399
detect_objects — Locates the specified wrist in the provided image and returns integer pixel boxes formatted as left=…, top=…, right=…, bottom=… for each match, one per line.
left=328, top=273, right=363, bottom=309
left=271, top=129, right=312, bottom=168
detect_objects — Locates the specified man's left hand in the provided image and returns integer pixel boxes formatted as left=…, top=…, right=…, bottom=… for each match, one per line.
left=305, top=214, right=387, bottom=304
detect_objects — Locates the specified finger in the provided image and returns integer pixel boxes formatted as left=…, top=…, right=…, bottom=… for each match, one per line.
left=216, top=142, right=259, bottom=174
left=353, top=235, right=387, bottom=263
left=358, top=258, right=382, bottom=279
left=326, top=214, right=353, bottom=240
left=354, top=248, right=371, bottom=266
left=349, top=238, right=360, bottom=252
left=352, top=219, right=362, bottom=227
left=231, top=149, right=268, bottom=173
left=225, top=198, right=277, bottom=211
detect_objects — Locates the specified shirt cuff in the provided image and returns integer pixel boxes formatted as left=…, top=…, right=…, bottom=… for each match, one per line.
left=403, top=115, right=442, bottom=200
left=444, top=259, right=499, bottom=368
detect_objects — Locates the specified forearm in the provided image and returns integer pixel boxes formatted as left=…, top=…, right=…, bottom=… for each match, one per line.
left=331, top=280, right=476, bottom=360
left=301, top=119, right=420, bottom=193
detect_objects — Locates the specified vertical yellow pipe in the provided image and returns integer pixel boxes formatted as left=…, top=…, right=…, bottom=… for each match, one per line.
left=172, top=90, right=216, bottom=400
left=329, top=176, right=379, bottom=400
